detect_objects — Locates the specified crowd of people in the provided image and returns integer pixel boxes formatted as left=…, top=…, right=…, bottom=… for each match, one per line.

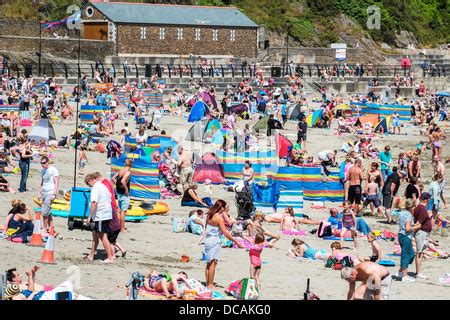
left=1, top=56, right=448, bottom=301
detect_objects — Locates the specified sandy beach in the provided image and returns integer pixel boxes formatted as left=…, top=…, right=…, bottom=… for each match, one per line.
left=1, top=97, right=449, bottom=300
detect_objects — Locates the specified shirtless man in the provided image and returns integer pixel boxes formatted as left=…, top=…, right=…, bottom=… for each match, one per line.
left=177, top=146, right=194, bottom=193
left=341, top=262, right=392, bottom=300
left=347, top=159, right=365, bottom=214
left=363, top=176, right=383, bottom=217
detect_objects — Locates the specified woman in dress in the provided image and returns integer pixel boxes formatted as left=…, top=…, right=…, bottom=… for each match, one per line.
left=202, top=200, right=243, bottom=289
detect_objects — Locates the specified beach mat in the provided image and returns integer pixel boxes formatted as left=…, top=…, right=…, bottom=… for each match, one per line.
left=378, top=259, right=396, bottom=267
left=323, top=236, right=353, bottom=241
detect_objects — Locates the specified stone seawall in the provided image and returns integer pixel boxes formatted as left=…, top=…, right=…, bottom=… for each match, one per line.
left=0, top=36, right=114, bottom=61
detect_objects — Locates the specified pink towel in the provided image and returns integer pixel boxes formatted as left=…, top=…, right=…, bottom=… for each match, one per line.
left=282, top=229, right=307, bottom=236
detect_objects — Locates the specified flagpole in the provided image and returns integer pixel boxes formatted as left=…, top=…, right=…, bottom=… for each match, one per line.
left=74, top=27, right=81, bottom=188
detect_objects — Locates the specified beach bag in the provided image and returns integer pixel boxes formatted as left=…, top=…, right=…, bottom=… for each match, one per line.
left=324, top=257, right=338, bottom=268
left=172, top=218, right=188, bottom=233
left=317, top=221, right=332, bottom=238
left=202, top=197, right=213, bottom=207
left=239, top=278, right=259, bottom=300
left=341, top=256, right=354, bottom=268
left=225, top=279, right=242, bottom=299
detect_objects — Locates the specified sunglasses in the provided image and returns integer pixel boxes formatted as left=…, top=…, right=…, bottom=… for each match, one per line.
left=40, top=161, right=48, bottom=165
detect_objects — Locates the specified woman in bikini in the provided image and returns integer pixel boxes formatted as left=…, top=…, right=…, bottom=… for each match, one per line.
left=241, top=160, right=254, bottom=184
left=432, top=127, right=444, bottom=160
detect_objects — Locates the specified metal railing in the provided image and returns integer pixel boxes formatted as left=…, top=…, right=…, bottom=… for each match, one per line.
left=1, top=62, right=447, bottom=80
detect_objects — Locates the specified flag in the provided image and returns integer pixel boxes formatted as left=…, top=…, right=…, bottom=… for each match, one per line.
left=41, top=10, right=81, bottom=30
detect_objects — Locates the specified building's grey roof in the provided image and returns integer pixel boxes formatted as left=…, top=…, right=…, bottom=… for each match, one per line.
left=89, top=1, right=258, bottom=28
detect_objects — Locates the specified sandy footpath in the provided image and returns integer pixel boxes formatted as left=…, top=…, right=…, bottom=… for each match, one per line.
left=0, top=98, right=449, bottom=300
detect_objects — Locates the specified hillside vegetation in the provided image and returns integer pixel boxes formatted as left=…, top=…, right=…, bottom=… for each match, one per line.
left=1, top=0, right=448, bottom=47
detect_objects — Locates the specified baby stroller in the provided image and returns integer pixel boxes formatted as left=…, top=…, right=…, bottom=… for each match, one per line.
left=159, top=163, right=180, bottom=194
left=235, top=182, right=254, bottom=220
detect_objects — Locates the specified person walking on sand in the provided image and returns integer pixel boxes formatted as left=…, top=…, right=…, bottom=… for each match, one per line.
left=381, top=167, right=405, bottom=224
left=413, top=192, right=433, bottom=279
left=111, top=159, right=132, bottom=233
left=78, top=145, right=88, bottom=176
left=201, top=200, right=243, bottom=290
left=84, top=173, right=114, bottom=263
left=38, top=156, right=59, bottom=236
left=341, top=262, right=392, bottom=300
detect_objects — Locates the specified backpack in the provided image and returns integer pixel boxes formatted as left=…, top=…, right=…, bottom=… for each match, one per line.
left=239, top=278, right=259, bottom=300
left=317, top=221, right=332, bottom=238
left=341, top=256, right=354, bottom=268
left=324, top=257, right=338, bottom=268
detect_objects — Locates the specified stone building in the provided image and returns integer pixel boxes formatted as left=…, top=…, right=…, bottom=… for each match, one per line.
left=81, top=0, right=259, bottom=58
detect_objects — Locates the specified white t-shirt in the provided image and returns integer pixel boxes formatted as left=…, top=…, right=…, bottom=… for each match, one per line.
left=135, top=132, right=147, bottom=147
left=90, top=181, right=112, bottom=222
left=41, top=166, right=59, bottom=195
left=318, top=150, right=332, bottom=161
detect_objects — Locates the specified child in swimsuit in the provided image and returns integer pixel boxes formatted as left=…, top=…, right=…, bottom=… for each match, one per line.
left=358, top=232, right=381, bottom=262
left=249, top=233, right=274, bottom=292
left=280, top=207, right=297, bottom=231
left=340, top=202, right=358, bottom=251
left=289, top=238, right=331, bottom=260
left=330, top=241, right=360, bottom=265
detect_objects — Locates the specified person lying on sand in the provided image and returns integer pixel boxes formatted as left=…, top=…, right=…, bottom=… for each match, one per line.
left=265, top=207, right=319, bottom=226
left=143, top=270, right=189, bottom=299
left=288, top=238, right=331, bottom=260
left=280, top=206, right=321, bottom=231
left=6, top=266, right=46, bottom=294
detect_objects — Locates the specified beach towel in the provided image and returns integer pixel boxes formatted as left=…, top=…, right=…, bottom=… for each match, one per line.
left=282, top=229, right=307, bottom=236
left=323, top=236, right=354, bottom=241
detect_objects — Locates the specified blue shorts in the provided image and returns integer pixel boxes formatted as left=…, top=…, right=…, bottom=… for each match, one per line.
left=117, top=193, right=130, bottom=211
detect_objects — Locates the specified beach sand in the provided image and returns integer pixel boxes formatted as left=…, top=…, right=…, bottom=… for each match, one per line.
left=1, top=99, right=449, bottom=300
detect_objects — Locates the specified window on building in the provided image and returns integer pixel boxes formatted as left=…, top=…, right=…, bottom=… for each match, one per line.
left=159, top=27, right=165, bottom=40
left=230, top=30, right=236, bottom=41
left=195, top=28, right=201, bottom=41
left=213, top=29, right=219, bottom=41
left=177, top=28, right=183, bottom=40
left=140, top=27, right=147, bottom=40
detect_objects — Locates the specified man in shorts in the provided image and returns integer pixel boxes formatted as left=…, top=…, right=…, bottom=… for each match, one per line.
left=413, top=192, right=432, bottom=279
left=85, top=173, right=114, bottom=263
left=38, top=156, right=59, bottom=236
left=363, top=176, right=383, bottom=217
left=347, top=159, right=364, bottom=214
left=341, top=262, right=392, bottom=300
left=177, top=146, right=194, bottom=193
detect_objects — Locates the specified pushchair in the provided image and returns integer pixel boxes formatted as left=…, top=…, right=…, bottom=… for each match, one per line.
left=235, top=182, right=254, bottom=220
left=159, top=163, right=180, bottom=194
